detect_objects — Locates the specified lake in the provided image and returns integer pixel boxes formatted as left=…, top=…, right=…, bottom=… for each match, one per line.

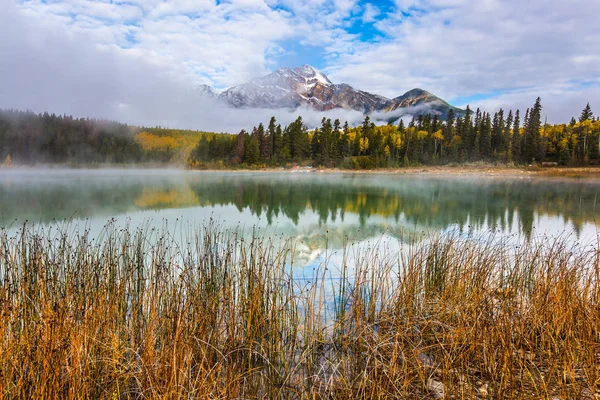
left=1, top=169, right=599, bottom=267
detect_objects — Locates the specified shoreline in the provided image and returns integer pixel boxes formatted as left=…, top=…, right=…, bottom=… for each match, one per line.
left=189, top=165, right=600, bottom=180
left=2, top=164, right=600, bottom=180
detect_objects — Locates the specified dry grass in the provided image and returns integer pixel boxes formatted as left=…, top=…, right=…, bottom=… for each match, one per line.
left=0, top=222, right=599, bottom=399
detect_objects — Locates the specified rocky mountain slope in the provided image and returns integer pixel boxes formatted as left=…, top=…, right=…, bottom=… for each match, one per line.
left=209, top=65, right=463, bottom=119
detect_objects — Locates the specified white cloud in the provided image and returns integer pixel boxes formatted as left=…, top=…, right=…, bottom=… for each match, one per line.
left=14, top=0, right=296, bottom=89
left=326, top=0, right=600, bottom=121
left=362, top=3, right=380, bottom=23
left=0, top=1, right=370, bottom=132
left=2, top=0, right=600, bottom=129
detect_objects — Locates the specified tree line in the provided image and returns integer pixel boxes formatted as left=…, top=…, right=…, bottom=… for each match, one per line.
left=189, top=99, right=600, bottom=168
left=1, top=99, right=598, bottom=167
left=0, top=110, right=212, bottom=165
left=0, top=110, right=144, bottom=164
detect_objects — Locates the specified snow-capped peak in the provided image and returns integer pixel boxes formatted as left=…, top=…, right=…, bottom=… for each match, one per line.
left=293, top=64, right=332, bottom=86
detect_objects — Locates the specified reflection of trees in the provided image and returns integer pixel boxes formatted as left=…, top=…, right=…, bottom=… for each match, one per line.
left=185, top=175, right=599, bottom=237
left=0, top=179, right=147, bottom=224
left=1, top=173, right=597, bottom=239
left=134, top=187, right=199, bottom=209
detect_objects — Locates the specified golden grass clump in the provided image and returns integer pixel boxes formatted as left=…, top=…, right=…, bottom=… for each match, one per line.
left=0, top=221, right=598, bottom=399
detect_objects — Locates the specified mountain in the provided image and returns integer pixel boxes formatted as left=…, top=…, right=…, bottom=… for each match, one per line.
left=194, top=84, right=218, bottom=98
left=381, top=89, right=463, bottom=119
left=211, top=65, right=463, bottom=119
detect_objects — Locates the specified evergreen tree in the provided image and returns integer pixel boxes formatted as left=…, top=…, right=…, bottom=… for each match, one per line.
left=491, top=109, right=505, bottom=157
left=523, top=98, right=543, bottom=163
left=479, top=112, right=492, bottom=159
left=361, top=116, right=374, bottom=155
left=431, top=115, right=439, bottom=134
left=256, top=123, right=270, bottom=162
left=311, top=127, right=321, bottom=162
left=320, top=118, right=332, bottom=165
left=244, top=134, right=260, bottom=165
left=460, top=106, right=472, bottom=158
left=445, top=109, right=455, bottom=141
left=580, top=103, right=594, bottom=122
left=511, top=110, right=521, bottom=162
left=471, top=108, right=482, bottom=159
left=339, top=121, right=351, bottom=159
left=288, top=117, right=309, bottom=161
left=504, top=110, right=514, bottom=162
left=331, top=119, right=341, bottom=162
left=279, top=126, right=291, bottom=163
left=232, top=130, right=246, bottom=164
left=268, top=116, right=278, bottom=159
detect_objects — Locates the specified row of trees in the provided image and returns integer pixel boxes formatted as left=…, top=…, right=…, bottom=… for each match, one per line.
left=189, top=99, right=599, bottom=168
left=0, top=110, right=213, bottom=165
left=0, top=110, right=144, bottom=164
left=1, top=100, right=598, bottom=167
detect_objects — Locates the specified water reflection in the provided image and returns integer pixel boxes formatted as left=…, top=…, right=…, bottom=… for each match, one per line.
left=0, top=170, right=598, bottom=243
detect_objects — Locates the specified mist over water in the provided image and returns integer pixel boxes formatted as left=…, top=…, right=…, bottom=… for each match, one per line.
left=1, top=169, right=598, bottom=248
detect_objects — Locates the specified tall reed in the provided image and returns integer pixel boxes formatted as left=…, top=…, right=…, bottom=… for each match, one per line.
left=0, top=221, right=598, bottom=399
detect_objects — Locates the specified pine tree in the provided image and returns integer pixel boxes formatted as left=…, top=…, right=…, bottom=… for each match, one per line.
left=479, top=112, right=492, bottom=159
left=256, top=123, right=270, bottom=162
left=491, top=109, right=505, bottom=157
left=280, top=126, right=291, bottom=163
left=361, top=116, right=373, bottom=155
left=460, top=106, right=472, bottom=158
left=445, top=109, right=455, bottom=141
left=244, top=135, right=260, bottom=165
left=268, top=116, right=278, bottom=159
left=232, top=130, right=246, bottom=164
left=472, top=108, right=482, bottom=159
left=291, top=117, right=310, bottom=161
left=398, top=119, right=405, bottom=134
left=311, top=127, right=322, bottom=162
left=320, top=118, right=332, bottom=165
left=504, top=110, right=513, bottom=161
left=331, top=119, right=341, bottom=163
left=431, top=115, right=439, bottom=134
left=579, top=103, right=594, bottom=122
left=511, top=110, right=521, bottom=162
left=522, top=98, right=542, bottom=163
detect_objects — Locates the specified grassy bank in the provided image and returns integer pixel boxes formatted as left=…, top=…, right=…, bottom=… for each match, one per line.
left=0, top=223, right=599, bottom=399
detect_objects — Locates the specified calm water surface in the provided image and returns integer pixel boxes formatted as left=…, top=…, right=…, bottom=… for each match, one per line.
left=0, top=169, right=598, bottom=266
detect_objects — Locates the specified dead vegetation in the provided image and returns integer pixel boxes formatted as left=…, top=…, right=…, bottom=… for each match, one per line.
left=0, top=222, right=598, bottom=399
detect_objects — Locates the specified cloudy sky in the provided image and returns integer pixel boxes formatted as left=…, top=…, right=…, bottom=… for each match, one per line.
left=1, top=0, right=599, bottom=131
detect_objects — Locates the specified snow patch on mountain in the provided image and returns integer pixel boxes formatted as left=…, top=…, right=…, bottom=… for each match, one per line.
left=293, top=64, right=332, bottom=88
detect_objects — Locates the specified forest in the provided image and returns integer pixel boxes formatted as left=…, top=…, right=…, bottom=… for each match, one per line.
left=189, top=99, right=600, bottom=169
left=0, top=110, right=210, bottom=165
left=1, top=99, right=598, bottom=168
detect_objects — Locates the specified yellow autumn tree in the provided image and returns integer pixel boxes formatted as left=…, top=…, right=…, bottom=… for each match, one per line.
left=359, top=137, right=369, bottom=154
left=392, top=133, right=402, bottom=149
